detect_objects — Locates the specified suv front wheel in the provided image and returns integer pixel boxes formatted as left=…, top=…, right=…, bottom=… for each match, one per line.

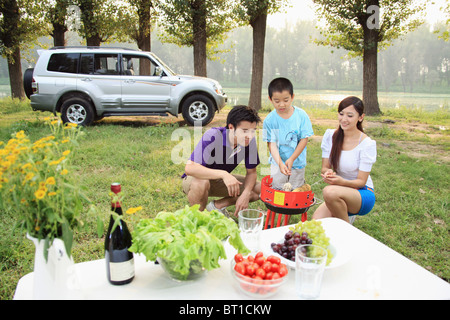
left=181, top=94, right=215, bottom=126
left=60, top=97, right=95, bottom=126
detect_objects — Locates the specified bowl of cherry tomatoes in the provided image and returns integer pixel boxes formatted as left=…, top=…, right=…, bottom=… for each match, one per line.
left=231, top=252, right=289, bottom=298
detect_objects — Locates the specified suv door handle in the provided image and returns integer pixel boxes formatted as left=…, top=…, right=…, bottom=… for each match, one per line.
left=81, top=77, right=92, bottom=82
left=124, top=79, right=135, bottom=84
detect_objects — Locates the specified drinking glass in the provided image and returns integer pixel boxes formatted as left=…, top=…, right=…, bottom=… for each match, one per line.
left=238, top=209, right=264, bottom=253
left=295, top=244, right=327, bottom=299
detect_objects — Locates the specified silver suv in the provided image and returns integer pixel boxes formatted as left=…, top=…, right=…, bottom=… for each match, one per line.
left=24, top=47, right=227, bottom=126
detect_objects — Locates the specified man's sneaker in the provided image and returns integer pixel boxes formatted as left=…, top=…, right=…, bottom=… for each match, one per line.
left=348, top=215, right=356, bottom=224
left=206, top=201, right=230, bottom=218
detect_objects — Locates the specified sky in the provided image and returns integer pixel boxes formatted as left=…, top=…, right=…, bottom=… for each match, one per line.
left=267, top=0, right=448, bottom=29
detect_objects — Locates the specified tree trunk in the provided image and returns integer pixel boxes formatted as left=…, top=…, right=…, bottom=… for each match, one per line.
left=86, top=35, right=101, bottom=47
left=51, top=0, right=68, bottom=47
left=136, top=1, right=152, bottom=75
left=249, top=14, right=267, bottom=111
left=8, top=46, right=25, bottom=99
left=79, top=0, right=102, bottom=47
left=52, top=22, right=67, bottom=47
left=137, top=2, right=151, bottom=52
left=192, top=3, right=207, bottom=77
left=362, top=0, right=381, bottom=115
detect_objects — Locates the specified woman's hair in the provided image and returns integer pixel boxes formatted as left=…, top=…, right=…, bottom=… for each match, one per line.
left=329, top=96, right=365, bottom=171
left=226, top=105, right=261, bottom=129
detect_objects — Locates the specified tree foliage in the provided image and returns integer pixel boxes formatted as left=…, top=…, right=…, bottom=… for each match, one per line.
left=0, top=0, right=49, bottom=61
left=157, top=0, right=237, bottom=76
left=75, top=0, right=128, bottom=46
left=312, top=0, right=425, bottom=57
left=234, top=0, right=288, bottom=110
left=312, top=0, right=426, bottom=115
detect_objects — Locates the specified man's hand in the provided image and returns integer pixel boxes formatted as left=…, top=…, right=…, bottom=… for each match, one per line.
left=222, top=173, right=243, bottom=198
left=234, top=191, right=250, bottom=216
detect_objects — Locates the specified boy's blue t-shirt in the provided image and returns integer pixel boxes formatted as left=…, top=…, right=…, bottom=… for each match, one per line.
left=263, top=106, right=314, bottom=169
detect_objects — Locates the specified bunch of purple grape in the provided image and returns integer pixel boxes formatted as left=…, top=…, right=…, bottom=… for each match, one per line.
left=271, top=230, right=313, bottom=261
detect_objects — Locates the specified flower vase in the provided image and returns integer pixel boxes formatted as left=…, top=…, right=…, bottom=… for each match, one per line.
left=27, top=234, right=83, bottom=299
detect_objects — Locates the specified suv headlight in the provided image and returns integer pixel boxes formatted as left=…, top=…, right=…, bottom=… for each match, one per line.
left=213, top=83, right=224, bottom=95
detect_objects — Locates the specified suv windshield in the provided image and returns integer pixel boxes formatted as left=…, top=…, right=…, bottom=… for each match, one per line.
left=149, top=52, right=176, bottom=76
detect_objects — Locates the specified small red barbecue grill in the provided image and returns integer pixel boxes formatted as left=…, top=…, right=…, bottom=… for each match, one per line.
left=260, top=175, right=316, bottom=229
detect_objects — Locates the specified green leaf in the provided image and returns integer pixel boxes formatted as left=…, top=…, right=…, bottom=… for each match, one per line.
left=62, top=221, right=73, bottom=257
left=96, top=216, right=104, bottom=238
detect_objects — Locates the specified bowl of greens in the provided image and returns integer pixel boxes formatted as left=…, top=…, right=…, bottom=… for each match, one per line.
left=130, top=205, right=250, bottom=281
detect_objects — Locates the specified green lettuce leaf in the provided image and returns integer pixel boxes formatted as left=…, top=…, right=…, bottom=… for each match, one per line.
left=129, top=205, right=250, bottom=279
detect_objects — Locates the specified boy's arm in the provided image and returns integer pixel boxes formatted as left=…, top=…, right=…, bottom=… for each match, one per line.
left=268, top=142, right=290, bottom=175
left=268, top=142, right=283, bottom=167
left=285, top=137, right=308, bottom=169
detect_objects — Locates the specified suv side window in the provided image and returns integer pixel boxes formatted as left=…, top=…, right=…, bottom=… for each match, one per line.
left=80, top=53, right=119, bottom=75
left=122, top=54, right=160, bottom=76
left=47, top=53, right=79, bottom=73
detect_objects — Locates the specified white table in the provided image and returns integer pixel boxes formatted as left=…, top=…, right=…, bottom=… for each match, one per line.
left=13, top=217, right=450, bottom=300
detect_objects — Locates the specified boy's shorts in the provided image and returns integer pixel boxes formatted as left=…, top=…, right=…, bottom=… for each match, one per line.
left=182, top=174, right=246, bottom=197
left=270, top=164, right=305, bottom=190
left=349, top=186, right=376, bottom=216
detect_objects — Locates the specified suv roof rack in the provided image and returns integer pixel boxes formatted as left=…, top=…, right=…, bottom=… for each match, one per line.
left=50, top=46, right=139, bottom=51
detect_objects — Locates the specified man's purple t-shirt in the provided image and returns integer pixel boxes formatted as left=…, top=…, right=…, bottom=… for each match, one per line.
left=181, top=127, right=260, bottom=178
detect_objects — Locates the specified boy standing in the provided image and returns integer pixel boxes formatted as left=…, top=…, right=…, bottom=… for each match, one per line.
left=182, top=105, right=261, bottom=217
left=263, top=78, right=314, bottom=190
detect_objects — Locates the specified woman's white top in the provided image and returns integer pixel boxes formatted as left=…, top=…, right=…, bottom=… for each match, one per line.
left=321, top=129, right=377, bottom=189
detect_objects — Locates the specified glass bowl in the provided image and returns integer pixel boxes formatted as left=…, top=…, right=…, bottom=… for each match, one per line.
left=230, top=260, right=288, bottom=298
left=158, top=258, right=206, bottom=282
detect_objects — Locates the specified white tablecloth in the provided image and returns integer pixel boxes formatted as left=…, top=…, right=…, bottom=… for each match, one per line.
left=13, top=217, right=450, bottom=300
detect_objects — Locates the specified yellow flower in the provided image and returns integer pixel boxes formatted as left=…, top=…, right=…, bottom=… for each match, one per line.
left=34, top=189, right=46, bottom=200
left=60, top=169, right=68, bottom=175
left=62, top=150, right=71, bottom=156
left=48, top=192, right=57, bottom=196
left=15, top=131, right=26, bottom=139
left=61, top=139, right=70, bottom=144
left=64, top=123, right=78, bottom=129
left=35, top=225, right=40, bottom=231
left=23, top=173, right=34, bottom=185
left=46, top=177, right=56, bottom=185
left=22, top=163, right=32, bottom=170
left=126, top=206, right=143, bottom=215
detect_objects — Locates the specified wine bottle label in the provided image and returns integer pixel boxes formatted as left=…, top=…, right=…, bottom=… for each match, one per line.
left=109, top=258, right=135, bottom=282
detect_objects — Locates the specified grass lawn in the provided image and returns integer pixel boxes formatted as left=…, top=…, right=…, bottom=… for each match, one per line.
left=0, top=98, right=449, bottom=300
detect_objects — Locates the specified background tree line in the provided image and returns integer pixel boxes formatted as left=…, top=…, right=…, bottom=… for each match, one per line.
left=1, top=0, right=448, bottom=114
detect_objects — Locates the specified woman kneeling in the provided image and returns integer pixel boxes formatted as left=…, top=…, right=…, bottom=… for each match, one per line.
left=313, top=96, right=377, bottom=223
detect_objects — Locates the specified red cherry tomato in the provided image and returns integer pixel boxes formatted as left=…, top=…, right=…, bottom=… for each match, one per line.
left=272, top=272, right=281, bottom=280
left=265, top=272, right=273, bottom=280
left=255, top=268, right=266, bottom=279
left=246, top=264, right=256, bottom=277
left=267, top=255, right=281, bottom=265
left=255, top=256, right=265, bottom=266
left=247, top=255, right=255, bottom=262
left=255, top=252, right=264, bottom=259
left=271, top=263, right=280, bottom=273
left=234, top=254, right=243, bottom=263
left=262, top=261, right=272, bottom=273
left=279, top=265, right=288, bottom=277
left=234, top=262, right=246, bottom=275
